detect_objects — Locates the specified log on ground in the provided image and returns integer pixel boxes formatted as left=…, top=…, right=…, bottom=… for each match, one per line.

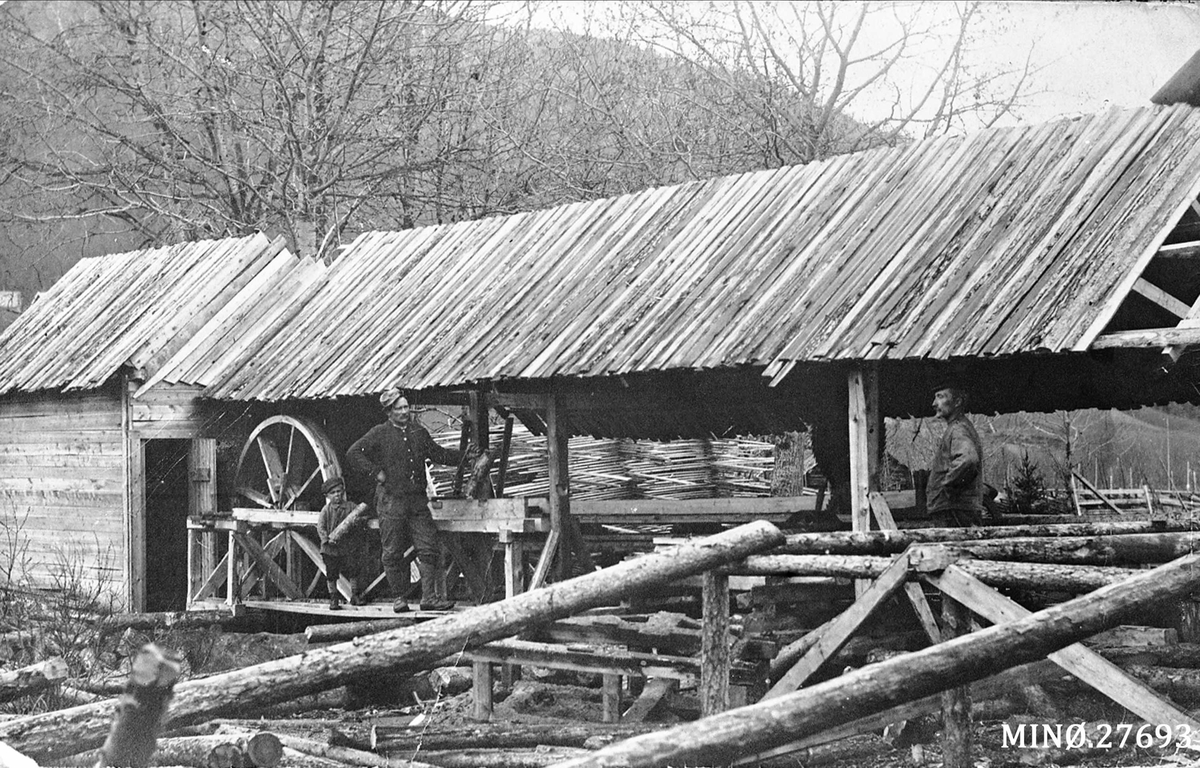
left=735, top=555, right=1137, bottom=592
left=776, top=520, right=1200, bottom=556
left=0, top=658, right=68, bottom=703
left=418, top=748, right=591, bottom=768
left=547, top=551, right=1200, bottom=768
left=369, top=723, right=661, bottom=752
left=304, top=618, right=417, bottom=643
left=0, top=521, right=785, bottom=760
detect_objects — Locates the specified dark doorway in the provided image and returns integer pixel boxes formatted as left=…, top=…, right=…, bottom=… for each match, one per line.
left=144, top=439, right=190, bottom=611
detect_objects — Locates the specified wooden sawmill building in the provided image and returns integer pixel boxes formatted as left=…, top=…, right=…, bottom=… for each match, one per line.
left=2, top=103, right=1200, bottom=612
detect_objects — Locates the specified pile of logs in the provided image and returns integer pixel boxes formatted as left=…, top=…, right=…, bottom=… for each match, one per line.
left=4, top=517, right=1200, bottom=768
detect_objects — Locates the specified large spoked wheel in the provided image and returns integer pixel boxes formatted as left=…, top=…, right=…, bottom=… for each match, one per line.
left=235, top=415, right=342, bottom=512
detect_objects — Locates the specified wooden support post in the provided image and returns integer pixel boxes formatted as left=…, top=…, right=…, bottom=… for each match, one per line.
left=495, top=415, right=514, bottom=497
left=469, top=389, right=492, bottom=499
left=501, top=530, right=525, bottom=599
left=226, top=530, right=237, bottom=607
left=529, top=530, right=560, bottom=591
left=848, top=366, right=880, bottom=597
left=187, top=527, right=200, bottom=607
left=452, top=408, right=471, bottom=497
left=700, top=571, right=730, bottom=717
left=546, top=394, right=571, bottom=582
left=940, top=595, right=972, bottom=768
left=870, top=493, right=941, bottom=642
left=472, top=661, right=493, bottom=721
left=925, top=564, right=1200, bottom=729
left=602, top=674, right=622, bottom=723
left=765, top=547, right=913, bottom=698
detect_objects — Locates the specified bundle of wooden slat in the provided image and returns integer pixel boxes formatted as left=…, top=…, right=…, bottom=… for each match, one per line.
left=428, top=424, right=778, bottom=500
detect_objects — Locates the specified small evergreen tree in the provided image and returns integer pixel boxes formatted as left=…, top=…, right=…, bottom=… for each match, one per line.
left=1008, top=451, right=1048, bottom=515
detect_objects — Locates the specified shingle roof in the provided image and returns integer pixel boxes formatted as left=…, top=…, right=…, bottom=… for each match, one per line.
left=203, top=105, right=1200, bottom=400
left=5, top=105, right=1199, bottom=402
left=0, top=233, right=293, bottom=394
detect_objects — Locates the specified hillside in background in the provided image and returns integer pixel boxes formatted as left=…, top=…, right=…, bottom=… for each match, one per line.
left=890, top=402, right=1200, bottom=496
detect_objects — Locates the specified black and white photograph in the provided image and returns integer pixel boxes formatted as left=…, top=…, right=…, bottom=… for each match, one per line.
left=0, top=1, right=1199, bottom=765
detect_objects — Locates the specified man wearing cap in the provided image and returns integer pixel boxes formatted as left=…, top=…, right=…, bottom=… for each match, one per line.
left=317, top=476, right=369, bottom=610
left=347, top=388, right=463, bottom=612
left=926, top=384, right=984, bottom=527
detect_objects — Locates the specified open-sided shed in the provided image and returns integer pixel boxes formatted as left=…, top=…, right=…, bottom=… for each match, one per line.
left=3, top=103, right=1200, bottom=610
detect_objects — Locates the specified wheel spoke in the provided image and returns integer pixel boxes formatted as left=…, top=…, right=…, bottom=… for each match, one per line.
left=237, top=486, right=273, bottom=508
left=257, top=436, right=285, bottom=503
left=284, top=426, right=296, bottom=477
left=283, top=465, right=323, bottom=510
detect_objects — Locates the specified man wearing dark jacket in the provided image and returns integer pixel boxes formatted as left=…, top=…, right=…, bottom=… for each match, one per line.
left=348, top=388, right=462, bottom=612
left=926, top=384, right=984, bottom=527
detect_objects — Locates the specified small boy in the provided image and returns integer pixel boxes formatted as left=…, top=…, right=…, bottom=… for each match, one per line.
left=317, top=476, right=368, bottom=609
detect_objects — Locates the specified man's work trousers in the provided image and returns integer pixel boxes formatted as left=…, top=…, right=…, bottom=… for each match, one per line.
left=377, top=488, right=439, bottom=597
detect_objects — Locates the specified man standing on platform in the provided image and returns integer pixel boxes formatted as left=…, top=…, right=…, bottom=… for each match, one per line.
left=348, top=388, right=463, bottom=612
left=926, top=383, right=984, bottom=527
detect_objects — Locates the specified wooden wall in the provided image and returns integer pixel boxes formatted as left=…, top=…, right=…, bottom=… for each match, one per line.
left=0, top=379, right=259, bottom=610
left=0, top=382, right=126, bottom=603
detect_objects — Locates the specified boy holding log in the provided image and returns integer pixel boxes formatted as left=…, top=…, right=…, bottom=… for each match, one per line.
left=317, top=476, right=371, bottom=610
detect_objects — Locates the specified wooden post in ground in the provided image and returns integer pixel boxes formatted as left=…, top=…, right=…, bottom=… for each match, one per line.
left=700, top=571, right=730, bottom=716
left=0, top=522, right=785, bottom=761
left=847, top=365, right=881, bottom=597
left=550, top=552, right=1200, bottom=768
left=472, top=661, right=493, bottom=721
left=940, top=594, right=972, bottom=768
left=547, top=393, right=571, bottom=582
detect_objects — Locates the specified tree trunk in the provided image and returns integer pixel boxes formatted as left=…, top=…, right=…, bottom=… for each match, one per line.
left=777, top=521, right=1200, bottom=556
left=418, top=749, right=590, bottom=768
left=369, top=723, right=660, bottom=752
left=549, top=552, right=1200, bottom=768
left=304, top=618, right=416, bottom=643
left=771, top=432, right=806, bottom=496
left=0, top=658, right=68, bottom=703
left=96, top=645, right=181, bottom=768
left=1100, top=643, right=1200, bottom=668
left=0, top=522, right=785, bottom=761
left=147, top=734, right=282, bottom=768
left=258, top=732, right=437, bottom=768
left=736, top=554, right=1136, bottom=593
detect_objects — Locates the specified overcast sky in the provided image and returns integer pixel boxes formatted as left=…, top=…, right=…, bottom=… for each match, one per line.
left=518, top=1, right=1200, bottom=130
left=980, top=1, right=1200, bottom=124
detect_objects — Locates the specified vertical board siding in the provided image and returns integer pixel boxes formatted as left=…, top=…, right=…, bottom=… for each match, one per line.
left=0, top=389, right=125, bottom=600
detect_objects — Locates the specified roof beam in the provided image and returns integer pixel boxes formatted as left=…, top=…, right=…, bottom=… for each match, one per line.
left=1091, top=326, right=1200, bottom=349
left=1155, top=240, right=1200, bottom=259
left=1132, top=278, right=1190, bottom=318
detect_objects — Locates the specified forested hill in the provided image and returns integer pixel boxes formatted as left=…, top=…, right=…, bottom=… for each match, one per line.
left=0, top=0, right=886, bottom=320
left=0, top=2, right=1023, bottom=326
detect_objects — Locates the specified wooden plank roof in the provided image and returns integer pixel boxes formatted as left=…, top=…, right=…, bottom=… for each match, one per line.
left=203, top=104, right=1200, bottom=401
left=4, top=105, right=1200, bottom=403
left=0, top=233, right=293, bottom=395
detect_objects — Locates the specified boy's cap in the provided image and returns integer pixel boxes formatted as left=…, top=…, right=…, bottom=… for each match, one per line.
left=321, top=477, right=345, bottom=495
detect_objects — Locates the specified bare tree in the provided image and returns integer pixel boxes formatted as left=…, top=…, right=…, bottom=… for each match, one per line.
left=604, top=1, right=1034, bottom=165
left=0, top=0, right=536, bottom=263
left=0, top=0, right=1035, bottom=301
